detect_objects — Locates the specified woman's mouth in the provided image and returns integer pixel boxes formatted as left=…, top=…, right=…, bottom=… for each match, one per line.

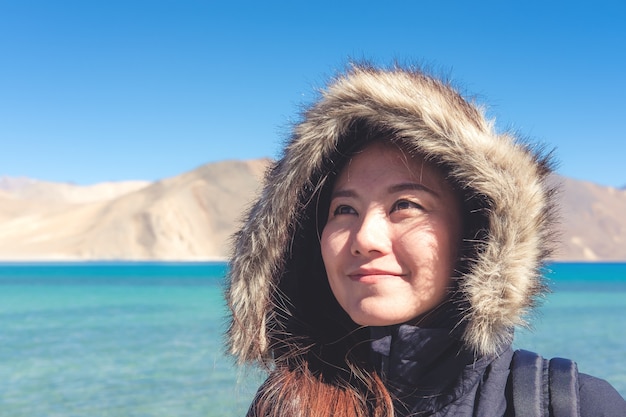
left=347, top=268, right=406, bottom=283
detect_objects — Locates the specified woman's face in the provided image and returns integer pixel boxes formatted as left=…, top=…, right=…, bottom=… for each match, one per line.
left=321, top=142, right=463, bottom=326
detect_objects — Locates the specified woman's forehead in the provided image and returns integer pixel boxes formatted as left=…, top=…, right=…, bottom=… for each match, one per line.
left=334, top=141, right=452, bottom=193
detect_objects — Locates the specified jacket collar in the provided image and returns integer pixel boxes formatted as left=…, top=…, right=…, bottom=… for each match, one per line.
left=370, top=324, right=508, bottom=416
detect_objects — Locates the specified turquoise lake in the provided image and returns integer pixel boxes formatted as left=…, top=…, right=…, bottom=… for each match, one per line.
left=0, top=262, right=624, bottom=416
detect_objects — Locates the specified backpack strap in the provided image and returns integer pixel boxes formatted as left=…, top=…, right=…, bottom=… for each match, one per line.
left=511, top=349, right=581, bottom=417
left=547, top=356, right=580, bottom=417
left=511, top=349, right=548, bottom=417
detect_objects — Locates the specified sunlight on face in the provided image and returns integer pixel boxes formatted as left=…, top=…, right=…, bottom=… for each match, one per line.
left=321, top=141, right=463, bottom=326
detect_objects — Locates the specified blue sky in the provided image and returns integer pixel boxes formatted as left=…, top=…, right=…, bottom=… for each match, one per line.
left=1, top=1, right=624, bottom=187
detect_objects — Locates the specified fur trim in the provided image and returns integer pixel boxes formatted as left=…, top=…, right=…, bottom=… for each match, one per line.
left=226, top=65, right=557, bottom=363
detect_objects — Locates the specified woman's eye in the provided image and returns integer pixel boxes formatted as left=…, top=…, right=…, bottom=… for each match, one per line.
left=332, top=205, right=357, bottom=216
left=392, top=200, right=423, bottom=212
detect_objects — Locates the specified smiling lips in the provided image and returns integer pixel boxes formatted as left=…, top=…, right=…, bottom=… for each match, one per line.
left=347, top=268, right=406, bottom=283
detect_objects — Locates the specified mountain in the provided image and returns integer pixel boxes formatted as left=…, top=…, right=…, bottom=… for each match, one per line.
left=0, top=161, right=624, bottom=261
left=0, top=159, right=269, bottom=260
left=556, top=176, right=626, bottom=261
left=0, top=176, right=151, bottom=203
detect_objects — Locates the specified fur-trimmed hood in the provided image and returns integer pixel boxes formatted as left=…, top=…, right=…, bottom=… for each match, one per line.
left=226, top=65, right=557, bottom=365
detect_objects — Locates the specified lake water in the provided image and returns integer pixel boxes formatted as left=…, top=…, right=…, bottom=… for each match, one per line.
left=0, top=262, right=624, bottom=416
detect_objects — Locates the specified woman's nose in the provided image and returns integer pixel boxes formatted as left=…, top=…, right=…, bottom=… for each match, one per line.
left=350, top=211, right=390, bottom=256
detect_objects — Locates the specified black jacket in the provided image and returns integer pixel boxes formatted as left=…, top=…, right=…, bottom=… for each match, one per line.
left=370, top=324, right=626, bottom=416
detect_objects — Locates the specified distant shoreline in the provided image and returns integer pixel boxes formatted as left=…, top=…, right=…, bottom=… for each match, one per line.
left=0, top=258, right=228, bottom=265
left=0, top=259, right=625, bottom=264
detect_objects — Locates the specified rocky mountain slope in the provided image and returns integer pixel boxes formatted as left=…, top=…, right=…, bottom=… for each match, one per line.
left=557, top=176, right=626, bottom=261
left=0, top=159, right=268, bottom=260
left=0, top=160, right=624, bottom=261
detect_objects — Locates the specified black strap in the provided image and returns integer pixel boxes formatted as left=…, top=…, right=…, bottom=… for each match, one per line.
left=511, top=349, right=580, bottom=417
left=548, top=357, right=580, bottom=417
left=512, top=349, right=547, bottom=417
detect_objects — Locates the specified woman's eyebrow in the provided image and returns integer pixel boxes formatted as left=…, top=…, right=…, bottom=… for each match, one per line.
left=388, top=182, right=440, bottom=198
left=331, top=183, right=440, bottom=199
left=330, top=189, right=358, bottom=199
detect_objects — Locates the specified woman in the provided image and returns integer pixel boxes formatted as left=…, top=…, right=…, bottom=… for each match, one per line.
left=225, top=65, right=625, bottom=416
